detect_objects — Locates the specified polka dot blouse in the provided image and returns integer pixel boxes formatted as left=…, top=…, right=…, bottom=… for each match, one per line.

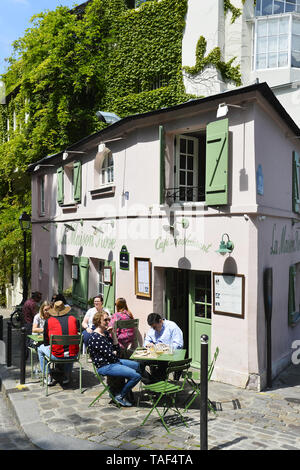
left=88, top=331, right=120, bottom=368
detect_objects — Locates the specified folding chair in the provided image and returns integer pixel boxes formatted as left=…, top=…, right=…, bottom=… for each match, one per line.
left=42, top=334, right=83, bottom=397
left=141, top=358, right=192, bottom=433
left=183, top=346, right=219, bottom=413
left=88, top=362, right=122, bottom=408
left=113, top=318, right=139, bottom=358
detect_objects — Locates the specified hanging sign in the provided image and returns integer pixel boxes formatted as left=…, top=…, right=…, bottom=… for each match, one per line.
left=213, top=273, right=245, bottom=318
left=120, top=245, right=130, bottom=270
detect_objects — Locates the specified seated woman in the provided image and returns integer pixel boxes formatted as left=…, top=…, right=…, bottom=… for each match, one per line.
left=88, top=310, right=141, bottom=407
left=82, top=294, right=109, bottom=348
left=32, top=301, right=51, bottom=334
left=109, top=298, right=135, bottom=356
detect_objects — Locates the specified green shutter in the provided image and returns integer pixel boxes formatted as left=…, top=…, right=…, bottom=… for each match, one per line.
left=159, top=125, right=165, bottom=204
left=288, top=265, right=296, bottom=325
left=73, top=161, right=82, bottom=203
left=58, top=255, right=64, bottom=294
left=72, top=256, right=89, bottom=309
left=205, top=118, right=229, bottom=205
left=292, top=151, right=300, bottom=214
left=57, top=167, right=64, bottom=205
left=103, top=260, right=116, bottom=315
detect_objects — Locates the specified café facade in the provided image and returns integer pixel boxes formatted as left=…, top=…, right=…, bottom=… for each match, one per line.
left=28, top=82, right=300, bottom=390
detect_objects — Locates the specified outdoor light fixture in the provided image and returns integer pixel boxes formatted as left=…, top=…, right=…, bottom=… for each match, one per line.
left=96, top=111, right=121, bottom=125
left=63, top=150, right=86, bottom=160
left=216, top=233, right=234, bottom=255
left=64, top=223, right=75, bottom=231
left=216, top=103, right=246, bottom=118
left=19, top=211, right=31, bottom=231
left=163, top=218, right=189, bottom=232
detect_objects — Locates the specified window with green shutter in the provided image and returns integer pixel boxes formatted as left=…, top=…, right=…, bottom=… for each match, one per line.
left=72, top=256, right=89, bottom=309
left=292, top=151, right=300, bottom=214
left=103, top=260, right=116, bottom=315
left=57, top=167, right=64, bottom=205
left=205, top=118, right=229, bottom=206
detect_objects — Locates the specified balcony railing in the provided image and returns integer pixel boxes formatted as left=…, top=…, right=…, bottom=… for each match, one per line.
left=165, top=186, right=205, bottom=204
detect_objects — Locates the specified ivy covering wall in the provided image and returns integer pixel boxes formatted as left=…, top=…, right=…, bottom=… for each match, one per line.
left=0, top=0, right=248, bottom=304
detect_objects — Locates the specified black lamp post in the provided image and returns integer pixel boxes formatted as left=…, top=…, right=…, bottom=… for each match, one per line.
left=19, top=211, right=31, bottom=305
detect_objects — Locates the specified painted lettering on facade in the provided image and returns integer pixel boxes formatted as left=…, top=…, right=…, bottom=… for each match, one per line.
left=60, top=226, right=116, bottom=250
left=270, top=224, right=300, bottom=255
left=155, top=235, right=211, bottom=253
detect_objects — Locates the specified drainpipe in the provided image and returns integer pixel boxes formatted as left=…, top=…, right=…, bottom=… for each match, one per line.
left=263, top=267, right=273, bottom=389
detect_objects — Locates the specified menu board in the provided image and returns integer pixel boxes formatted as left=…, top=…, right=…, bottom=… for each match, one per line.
left=135, top=258, right=151, bottom=298
left=213, top=273, right=245, bottom=318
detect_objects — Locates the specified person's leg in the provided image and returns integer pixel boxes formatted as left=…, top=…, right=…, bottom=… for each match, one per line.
left=37, top=344, right=51, bottom=378
left=98, top=362, right=141, bottom=402
left=82, top=330, right=90, bottom=347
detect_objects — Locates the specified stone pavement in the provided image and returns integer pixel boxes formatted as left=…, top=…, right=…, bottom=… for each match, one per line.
left=1, top=308, right=300, bottom=451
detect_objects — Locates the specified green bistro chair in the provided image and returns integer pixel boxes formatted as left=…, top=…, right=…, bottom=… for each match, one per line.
left=113, top=318, right=139, bottom=359
left=141, top=358, right=192, bottom=433
left=42, top=334, right=83, bottom=397
left=88, top=362, right=122, bottom=408
left=183, top=346, right=219, bottom=413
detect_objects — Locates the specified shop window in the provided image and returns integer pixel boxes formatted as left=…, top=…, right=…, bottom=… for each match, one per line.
left=288, top=263, right=300, bottom=324
left=39, top=175, right=45, bottom=216
left=163, top=119, right=229, bottom=206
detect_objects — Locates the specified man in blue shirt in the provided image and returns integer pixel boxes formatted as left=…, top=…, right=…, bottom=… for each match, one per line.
left=142, top=313, right=183, bottom=383
left=144, top=313, right=183, bottom=350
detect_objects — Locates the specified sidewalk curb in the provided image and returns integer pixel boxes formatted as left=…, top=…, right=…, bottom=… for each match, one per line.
left=0, top=365, right=114, bottom=450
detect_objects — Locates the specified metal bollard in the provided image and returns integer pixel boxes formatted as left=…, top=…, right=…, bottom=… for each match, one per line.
left=200, top=334, right=209, bottom=451
left=6, top=321, right=12, bottom=367
left=20, top=327, right=26, bottom=384
left=0, top=315, right=3, bottom=341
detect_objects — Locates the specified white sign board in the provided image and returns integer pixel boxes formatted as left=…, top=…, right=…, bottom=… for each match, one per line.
left=213, top=273, right=245, bottom=318
left=135, top=258, right=151, bottom=298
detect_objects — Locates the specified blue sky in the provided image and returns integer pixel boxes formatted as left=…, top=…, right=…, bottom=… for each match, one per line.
left=0, top=0, right=79, bottom=75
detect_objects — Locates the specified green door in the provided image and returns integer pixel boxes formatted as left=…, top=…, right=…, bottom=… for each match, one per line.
left=189, top=271, right=212, bottom=368
left=165, top=269, right=188, bottom=347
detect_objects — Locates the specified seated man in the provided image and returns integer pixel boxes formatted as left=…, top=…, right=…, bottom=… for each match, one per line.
left=143, top=313, right=183, bottom=382
left=38, top=300, right=79, bottom=386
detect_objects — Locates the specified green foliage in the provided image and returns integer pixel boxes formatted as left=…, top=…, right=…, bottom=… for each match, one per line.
left=183, top=36, right=242, bottom=86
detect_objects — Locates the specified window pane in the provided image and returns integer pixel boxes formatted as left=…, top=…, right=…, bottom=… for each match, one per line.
left=274, top=0, right=284, bottom=13
left=262, top=0, right=273, bottom=15
left=187, top=171, right=193, bottom=186
left=269, top=19, right=279, bottom=36
left=292, top=35, right=300, bottom=51
left=187, top=155, right=193, bottom=170
left=255, top=0, right=262, bottom=15
left=286, top=0, right=297, bottom=12
left=268, top=36, right=278, bottom=52
left=268, top=52, right=278, bottom=67
left=187, top=140, right=194, bottom=155
left=257, top=53, right=267, bottom=69
left=206, top=305, right=211, bottom=319
left=279, top=35, right=289, bottom=51
left=279, top=16, right=289, bottom=34
left=180, top=171, right=185, bottom=185
left=292, top=50, right=300, bottom=67
left=257, top=20, right=268, bottom=37
left=278, top=52, right=288, bottom=66
left=257, top=37, right=267, bottom=53
left=180, top=139, right=186, bottom=153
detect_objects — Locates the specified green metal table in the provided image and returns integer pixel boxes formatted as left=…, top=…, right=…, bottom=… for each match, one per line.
left=130, top=348, right=186, bottom=363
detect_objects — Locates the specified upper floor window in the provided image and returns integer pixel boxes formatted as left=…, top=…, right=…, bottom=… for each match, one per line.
left=39, top=175, right=45, bottom=215
left=253, top=15, right=300, bottom=69
left=57, top=161, right=81, bottom=206
left=101, top=153, right=114, bottom=185
left=255, top=0, right=300, bottom=16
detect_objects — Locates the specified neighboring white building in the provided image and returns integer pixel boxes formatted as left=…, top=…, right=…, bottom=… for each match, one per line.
left=183, top=0, right=300, bottom=126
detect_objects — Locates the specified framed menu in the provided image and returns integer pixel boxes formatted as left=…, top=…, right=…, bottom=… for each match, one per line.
left=213, top=273, right=245, bottom=318
left=103, top=266, right=112, bottom=285
left=135, top=258, right=151, bottom=298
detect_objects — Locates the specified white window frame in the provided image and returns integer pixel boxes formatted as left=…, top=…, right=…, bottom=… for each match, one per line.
left=39, top=175, right=45, bottom=215
left=100, top=152, right=114, bottom=186
left=99, top=260, right=105, bottom=296
left=175, top=135, right=199, bottom=203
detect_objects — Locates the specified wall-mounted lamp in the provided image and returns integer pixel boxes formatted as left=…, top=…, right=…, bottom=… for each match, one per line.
left=216, top=102, right=246, bottom=118
left=163, top=218, right=189, bottom=232
left=34, top=164, right=55, bottom=172
left=64, top=223, right=75, bottom=232
left=216, top=233, right=234, bottom=255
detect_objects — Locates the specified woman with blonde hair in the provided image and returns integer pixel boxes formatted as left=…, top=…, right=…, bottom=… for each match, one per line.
left=109, top=297, right=135, bottom=353
left=32, top=300, right=51, bottom=334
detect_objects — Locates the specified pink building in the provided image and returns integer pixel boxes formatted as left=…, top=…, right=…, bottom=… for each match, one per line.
left=29, top=82, right=300, bottom=390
